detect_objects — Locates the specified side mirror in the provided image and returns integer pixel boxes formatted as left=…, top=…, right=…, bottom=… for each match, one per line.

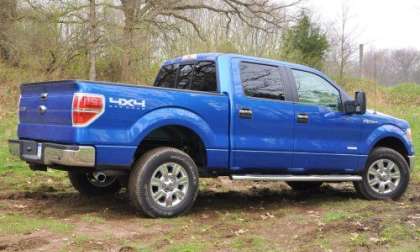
left=355, top=91, right=367, bottom=114
left=343, top=100, right=356, bottom=114
left=343, top=91, right=367, bottom=114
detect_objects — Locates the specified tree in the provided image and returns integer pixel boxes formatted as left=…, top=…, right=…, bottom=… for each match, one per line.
left=107, top=0, right=302, bottom=81
left=88, top=0, right=97, bottom=80
left=391, top=48, right=420, bottom=84
left=281, top=13, right=329, bottom=69
left=360, top=48, right=420, bottom=86
left=25, top=0, right=103, bottom=80
left=16, top=0, right=302, bottom=82
left=0, top=0, right=17, bottom=63
left=329, top=4, right=357, bottom=82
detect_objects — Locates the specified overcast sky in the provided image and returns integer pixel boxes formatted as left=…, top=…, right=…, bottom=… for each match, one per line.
left=304, top=0, right=420, bottom=50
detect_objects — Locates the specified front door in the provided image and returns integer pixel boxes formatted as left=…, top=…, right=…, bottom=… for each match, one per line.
left=231, top=59, right=295, bottom=173
left=290, top=69, right=363, bottom=173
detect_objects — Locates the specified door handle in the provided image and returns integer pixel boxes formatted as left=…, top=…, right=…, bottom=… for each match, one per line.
left=239, top=108, right=253, bottom=119
left=297, top=113, right=309, bottom=123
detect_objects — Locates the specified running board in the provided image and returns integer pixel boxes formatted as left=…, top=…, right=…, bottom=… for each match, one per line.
left=231, top=174, right=362, bottom=182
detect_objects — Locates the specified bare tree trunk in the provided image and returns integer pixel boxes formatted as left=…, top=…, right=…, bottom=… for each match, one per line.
left=120, top=0, right=137, bottom=81
left=88, top=0, right=97, bottom=80
left=338, top=17, right=345, bottom=83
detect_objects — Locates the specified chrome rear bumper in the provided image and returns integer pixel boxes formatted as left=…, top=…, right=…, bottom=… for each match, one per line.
left=8, top=140, right=95, bottom=167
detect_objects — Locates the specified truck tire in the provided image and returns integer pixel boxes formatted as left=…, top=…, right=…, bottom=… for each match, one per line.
left=287, top=182, right=322, bottom=191
left=353, top=147, right=410, bottom=200
left=128, top=147, right=199, bottom=218
left=68, top=171, right=121, bottom=196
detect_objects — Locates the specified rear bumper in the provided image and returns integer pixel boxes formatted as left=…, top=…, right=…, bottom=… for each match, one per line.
left=408, top=155, right=415, bottom=171
left=8, top=139, right=95, bottom=167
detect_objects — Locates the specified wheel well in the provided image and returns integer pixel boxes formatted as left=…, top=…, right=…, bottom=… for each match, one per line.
left=373, top=137, right=409, bottom=163
left=134, top=125, right=207, bottom=173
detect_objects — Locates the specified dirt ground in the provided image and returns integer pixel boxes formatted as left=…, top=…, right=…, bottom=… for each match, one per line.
left=0, top=175, right=419, bottom=252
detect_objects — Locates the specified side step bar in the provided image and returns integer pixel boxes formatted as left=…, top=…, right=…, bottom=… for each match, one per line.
left=231, top=174, right=362, bottom=182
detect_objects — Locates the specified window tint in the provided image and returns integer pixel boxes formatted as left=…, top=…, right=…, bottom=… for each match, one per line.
left=154, top=64, right=177, bottom=88
left=176, top=64, right=194, bottom=89
left=191, top=61, right=217, bottom=92
left=240, top=62, right=286, bottom=100
left=154, top=61, right=217, bottom=92
left=293, top=70, right=340, bottom=110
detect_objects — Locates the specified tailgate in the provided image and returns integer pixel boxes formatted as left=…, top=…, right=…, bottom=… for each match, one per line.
left=18, top=80, right=78, bottom=143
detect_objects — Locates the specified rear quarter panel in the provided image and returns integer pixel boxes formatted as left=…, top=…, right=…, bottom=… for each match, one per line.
left=75, top=81, right=230, bottom=168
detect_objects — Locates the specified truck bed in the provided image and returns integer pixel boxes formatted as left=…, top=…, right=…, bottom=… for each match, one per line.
left=18, top=80, right=230, bottom=168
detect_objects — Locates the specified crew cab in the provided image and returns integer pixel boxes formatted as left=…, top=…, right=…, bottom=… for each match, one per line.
left=9, top=53, right=415, bottom=217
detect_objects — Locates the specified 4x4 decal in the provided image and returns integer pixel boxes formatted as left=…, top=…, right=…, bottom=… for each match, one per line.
left=109, top=97, right=146, bottom=110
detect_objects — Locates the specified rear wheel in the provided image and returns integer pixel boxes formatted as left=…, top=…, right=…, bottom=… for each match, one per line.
left=353, top=147, right=409, bottom=200
left=68, top=171, right=121, bottom=196
left=287, top=181, right=322, bottom=191
left=128, top=147, right=199, bottom=218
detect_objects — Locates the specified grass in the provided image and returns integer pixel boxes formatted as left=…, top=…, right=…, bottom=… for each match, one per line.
left=166, top=242, right=206, bottom=252
left=72, top=234, right=92, bottom=246
left=0, top=81, right=418, bottom=251
left=349, top=232, right=369, bottom=247
left=0, top=213, right=73, bottom=235
left=381, top=224, right=416, bottom=244
left=230, top=235, right=273, bottom=251
left=80, top=214, right=106, bottom=224
left=323, top=211, right=347, bottom=223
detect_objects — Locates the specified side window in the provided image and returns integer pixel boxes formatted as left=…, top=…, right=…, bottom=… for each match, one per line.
left=154, top=61, right=217, bottom=92
left=293, top=70, right=341, bottom=110
left=239, top=62, right=286, bottom=100
left=154, top=64, right=178, bottom=88
left=191, top=61, right=217, bottom=92
left=176, top=64, right=194, bottom=89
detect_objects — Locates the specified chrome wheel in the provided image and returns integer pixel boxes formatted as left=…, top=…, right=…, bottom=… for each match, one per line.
left=367, top=159, right=401, bottom=194
left=149, top=162, right=189, bottom=208
left=87, top=172, right=117, bottom=188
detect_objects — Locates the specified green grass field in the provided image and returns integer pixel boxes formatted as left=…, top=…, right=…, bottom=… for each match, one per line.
left=0, top=83, right=419, bottom=251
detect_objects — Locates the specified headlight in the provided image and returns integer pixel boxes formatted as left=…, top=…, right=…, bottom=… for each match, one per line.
left=406, top=128, right=412, bottom=142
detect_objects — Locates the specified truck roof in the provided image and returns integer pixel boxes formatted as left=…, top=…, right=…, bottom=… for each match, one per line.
left=163, top=52, right=348, bottom=100
left=163, top=52, right=326, bottom=79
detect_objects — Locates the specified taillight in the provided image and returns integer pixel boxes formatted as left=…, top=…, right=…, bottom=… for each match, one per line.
left=72, top=93, right=105, bottom=127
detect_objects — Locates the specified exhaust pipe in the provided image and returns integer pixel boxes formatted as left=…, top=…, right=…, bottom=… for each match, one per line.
left=93, top=172, right=107, bottom=183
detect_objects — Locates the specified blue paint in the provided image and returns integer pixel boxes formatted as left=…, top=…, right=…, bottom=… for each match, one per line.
left=17, top=53, right=414, bottom=173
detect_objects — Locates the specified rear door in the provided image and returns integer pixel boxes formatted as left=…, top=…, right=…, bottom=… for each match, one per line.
left=230, top=59, right=295, bottom=173
left=289, top=69, right=362, bottom=173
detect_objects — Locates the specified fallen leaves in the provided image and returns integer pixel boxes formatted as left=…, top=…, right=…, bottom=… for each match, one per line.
left=260, top=212, right=274, bottom=220
left=234, top=228, right=248, bottom=236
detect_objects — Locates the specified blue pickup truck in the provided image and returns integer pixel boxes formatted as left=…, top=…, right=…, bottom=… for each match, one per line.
left=9, top=53, right=415, bottom=217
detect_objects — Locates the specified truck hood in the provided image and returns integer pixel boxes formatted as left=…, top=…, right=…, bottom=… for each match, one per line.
left=363, top=109, right=409, bottom=130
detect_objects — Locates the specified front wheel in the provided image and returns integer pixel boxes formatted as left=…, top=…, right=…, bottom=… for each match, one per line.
left=128, top=147, right=199, bottom=218
left=353, top=147, right=410, bottom=200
